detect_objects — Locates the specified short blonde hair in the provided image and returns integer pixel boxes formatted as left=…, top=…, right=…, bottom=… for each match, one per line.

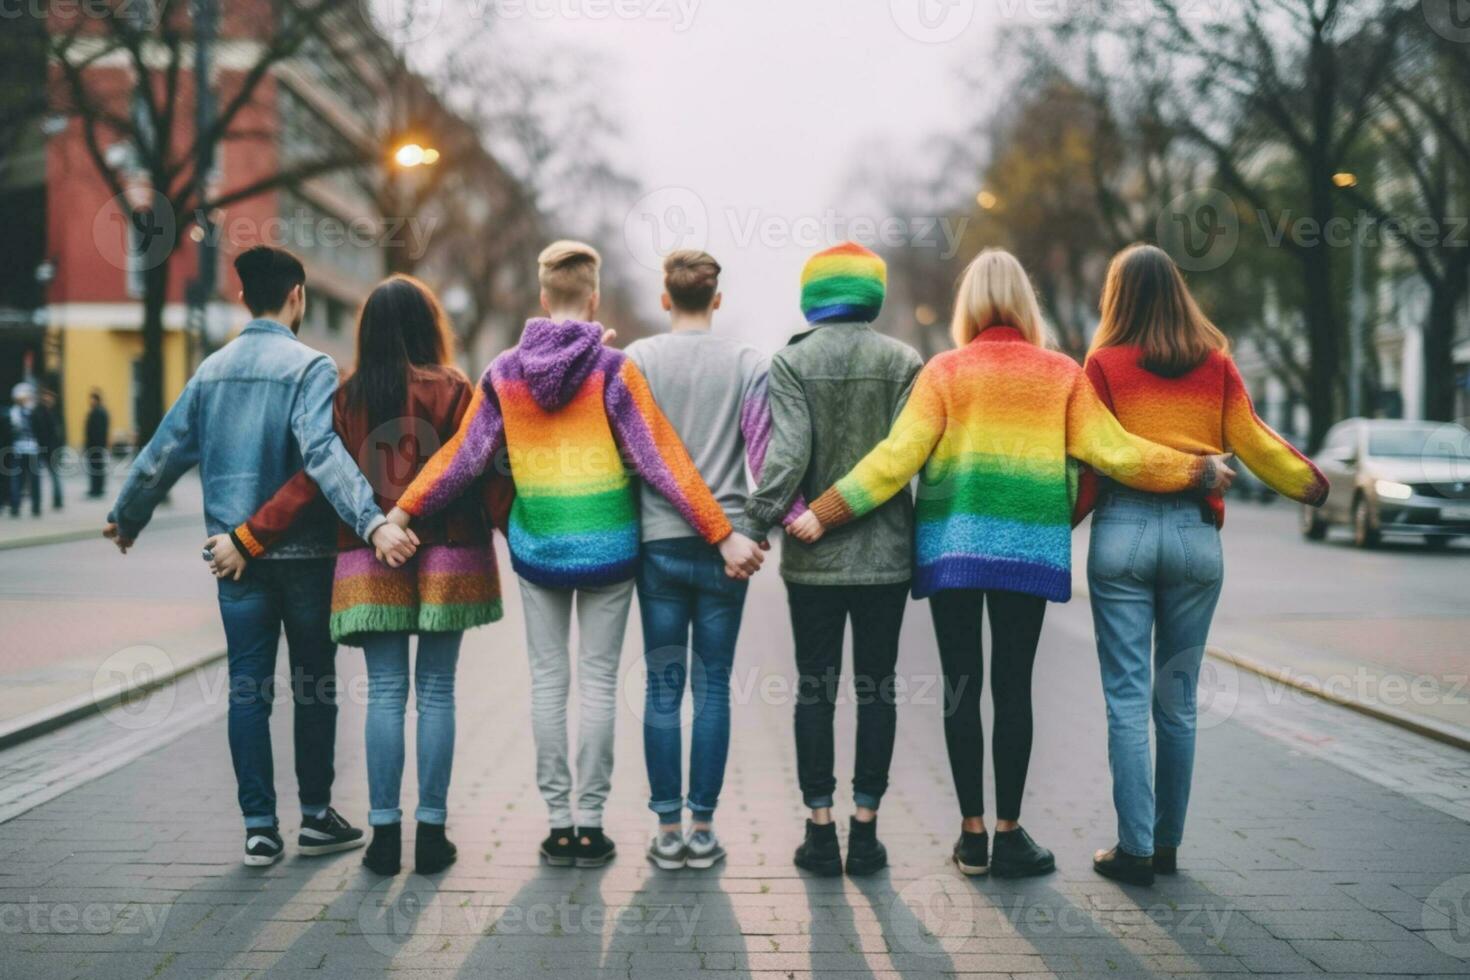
left=950, top=249, right=1049, bottom=348
left=538, top=240, right=601, bottom=308
left=663, top=249, right=722, bottom=312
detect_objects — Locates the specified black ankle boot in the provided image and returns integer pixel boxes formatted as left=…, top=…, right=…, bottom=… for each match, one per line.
left=844, top=816, right=887, bottom=876
left=415, top=822, right=457, bottom=875
left=991, top=827, right=1055, bottom=878
left=1093, top=845, right=1154, bottom=886
left=793, top=819, right=841, bottom=877
left=952, top=830, right=990, bottom=876
left=363, top=823, right=401, bottom=876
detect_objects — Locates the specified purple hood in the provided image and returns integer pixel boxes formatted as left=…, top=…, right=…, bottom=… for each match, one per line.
left=514, top=318, right=608, bottom=410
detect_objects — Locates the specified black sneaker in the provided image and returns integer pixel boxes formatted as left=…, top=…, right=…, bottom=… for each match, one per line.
left=952, top=830, right=990, bottom=876
left=540, top=827, right=577, bottom=867
left=991, top=827, right=1055, bottom=878
left=415, top=822, right=458, bottom=875
left=1154, top=845, right=1178, bottom=875
left=793, top=819, right=842, bottom=877
left=575, top=827, right=617, bottom=868
left=1093, top=845, right=1155, bottom=886
left=844, top=816, right=887, bottom=876
left=363, top=823, right=402, bottom=876
left=298, top=807, right=366, bottom=857
left=244, top=827, right=284, bottom=867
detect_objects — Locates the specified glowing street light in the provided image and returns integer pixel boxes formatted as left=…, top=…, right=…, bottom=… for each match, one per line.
left=915, top=304, right=939, bottom=327
left=393, top=142, right=439, bottom=168
left=976, top=190, right=999, bottom=211
left=1332, top=172, right=1358, bottom=189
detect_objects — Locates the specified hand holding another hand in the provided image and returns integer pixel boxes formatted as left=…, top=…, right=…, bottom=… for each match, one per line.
left=718, top=532, right=765, bottom=580
left=787, top=511, right=826, bottom=544
left=203, top=533, right=247, bottom=580
left=372, top=520, right=420, bottom=568
left=1204, top=454, right=1237, bottom=494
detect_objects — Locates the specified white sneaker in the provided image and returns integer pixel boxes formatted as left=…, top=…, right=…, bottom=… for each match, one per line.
left=685, top=829, right=726, bottom=869
left=646, top=830, right=687, bottom=870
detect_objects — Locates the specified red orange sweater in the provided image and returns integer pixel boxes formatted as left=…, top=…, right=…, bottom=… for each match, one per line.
left=1075, top=346, right=1328, bottom=526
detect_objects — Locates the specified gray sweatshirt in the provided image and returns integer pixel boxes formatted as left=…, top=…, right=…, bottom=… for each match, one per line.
left=625, top=329, right=790, bottom=543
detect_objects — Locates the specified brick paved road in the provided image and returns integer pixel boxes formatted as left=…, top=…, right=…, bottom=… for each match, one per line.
left=2, top=535, right=1470, bottom=978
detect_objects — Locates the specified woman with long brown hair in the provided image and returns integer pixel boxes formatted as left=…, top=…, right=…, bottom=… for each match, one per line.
left=206, top=275, right=506, bottom=877
left=1080, top=244, right=1328, bottom=885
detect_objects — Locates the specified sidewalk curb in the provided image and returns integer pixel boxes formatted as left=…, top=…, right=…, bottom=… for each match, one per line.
left=0, top=513, right=201, bottom=552
left=1207, top=646, right=1470, bottom=754
left=0, top=647, right=227, bottom=752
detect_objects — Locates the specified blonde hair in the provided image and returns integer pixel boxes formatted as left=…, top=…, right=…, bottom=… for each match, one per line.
left=663, top=249, right=722, bottom=312
left=1090, top=244, right=1228, bottom=377
left=538, top=240, right=602, bottom=308
left=950, top=249, right=1049, bottom=348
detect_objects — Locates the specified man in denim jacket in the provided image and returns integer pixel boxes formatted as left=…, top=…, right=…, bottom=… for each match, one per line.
left=106, top=246, right=417, bottom=867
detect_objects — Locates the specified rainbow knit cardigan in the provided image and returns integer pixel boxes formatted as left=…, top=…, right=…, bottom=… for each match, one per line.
left=398, top=319, right=732, bottom=588
left=808, top=326, right=1207, bottom=601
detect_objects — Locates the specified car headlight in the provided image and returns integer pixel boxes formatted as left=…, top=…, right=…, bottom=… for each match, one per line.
left=1375, top=480, right=1413, bottom=500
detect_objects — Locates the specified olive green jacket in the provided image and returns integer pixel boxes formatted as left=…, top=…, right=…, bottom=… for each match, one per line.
left=745, top=321, right=924, bottom=585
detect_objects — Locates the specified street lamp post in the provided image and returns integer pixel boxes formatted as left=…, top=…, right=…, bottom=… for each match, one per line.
left=1334, top=172, right=1365, bottom=418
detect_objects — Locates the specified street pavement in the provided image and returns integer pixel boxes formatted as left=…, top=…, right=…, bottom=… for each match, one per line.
left=0, top=472, right=215, bottom=727
left=1, top=504, right=1469, bottom=978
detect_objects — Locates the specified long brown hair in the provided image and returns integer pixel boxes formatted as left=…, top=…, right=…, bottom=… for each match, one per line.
left=1090, top=244, right=1228, bottom=377
left=342, top=275, right=455, bottom=430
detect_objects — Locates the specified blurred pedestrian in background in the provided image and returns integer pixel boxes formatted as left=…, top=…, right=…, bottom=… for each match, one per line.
left=8, top=383, right=42, bottom=518
left=0, top=394, right=11, bottom=513
left=35, top=388, right=64, bottom=511
left=85, top=389, right=111, bottom=499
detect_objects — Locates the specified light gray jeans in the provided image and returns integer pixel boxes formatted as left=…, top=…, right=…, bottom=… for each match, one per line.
left=517, top=576, right=636, bottom=829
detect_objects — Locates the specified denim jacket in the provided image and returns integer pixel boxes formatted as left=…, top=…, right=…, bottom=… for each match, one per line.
left=745, top=321, right=923, bottom=585
left=109, top=318, right=385, bottom=558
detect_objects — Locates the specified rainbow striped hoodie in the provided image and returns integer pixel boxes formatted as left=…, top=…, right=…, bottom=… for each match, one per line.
left=807, top=326, right=1207, bottom=601
left=398, top=319, right=732, bottom=588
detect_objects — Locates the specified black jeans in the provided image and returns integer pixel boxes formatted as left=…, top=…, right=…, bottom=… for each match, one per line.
left=929, top=588, right=1048, bottom=821
left=787, top=581, right=910, bottom=810
left=86, top=447, right=107, bottom=497
left=216, top=558, right=338, bottom=828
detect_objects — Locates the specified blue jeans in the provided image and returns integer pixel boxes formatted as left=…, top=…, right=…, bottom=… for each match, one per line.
left=636, top=537, right=749, bottom=823
left=361, top=632, right=463, bottom=826
left=1088, top=490, right=1224, bottom=858
left=217, top=558, right=338, bottom=830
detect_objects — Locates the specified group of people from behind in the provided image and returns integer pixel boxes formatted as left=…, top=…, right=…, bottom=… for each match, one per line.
left=106, top=233, right=1327, bottom=887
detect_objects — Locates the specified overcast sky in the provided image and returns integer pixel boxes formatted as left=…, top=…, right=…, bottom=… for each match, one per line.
left=483, top=0, right=1017, bottom=349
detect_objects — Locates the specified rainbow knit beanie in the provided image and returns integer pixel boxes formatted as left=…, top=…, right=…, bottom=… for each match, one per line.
left=800, top=242, right=887, bottom=325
